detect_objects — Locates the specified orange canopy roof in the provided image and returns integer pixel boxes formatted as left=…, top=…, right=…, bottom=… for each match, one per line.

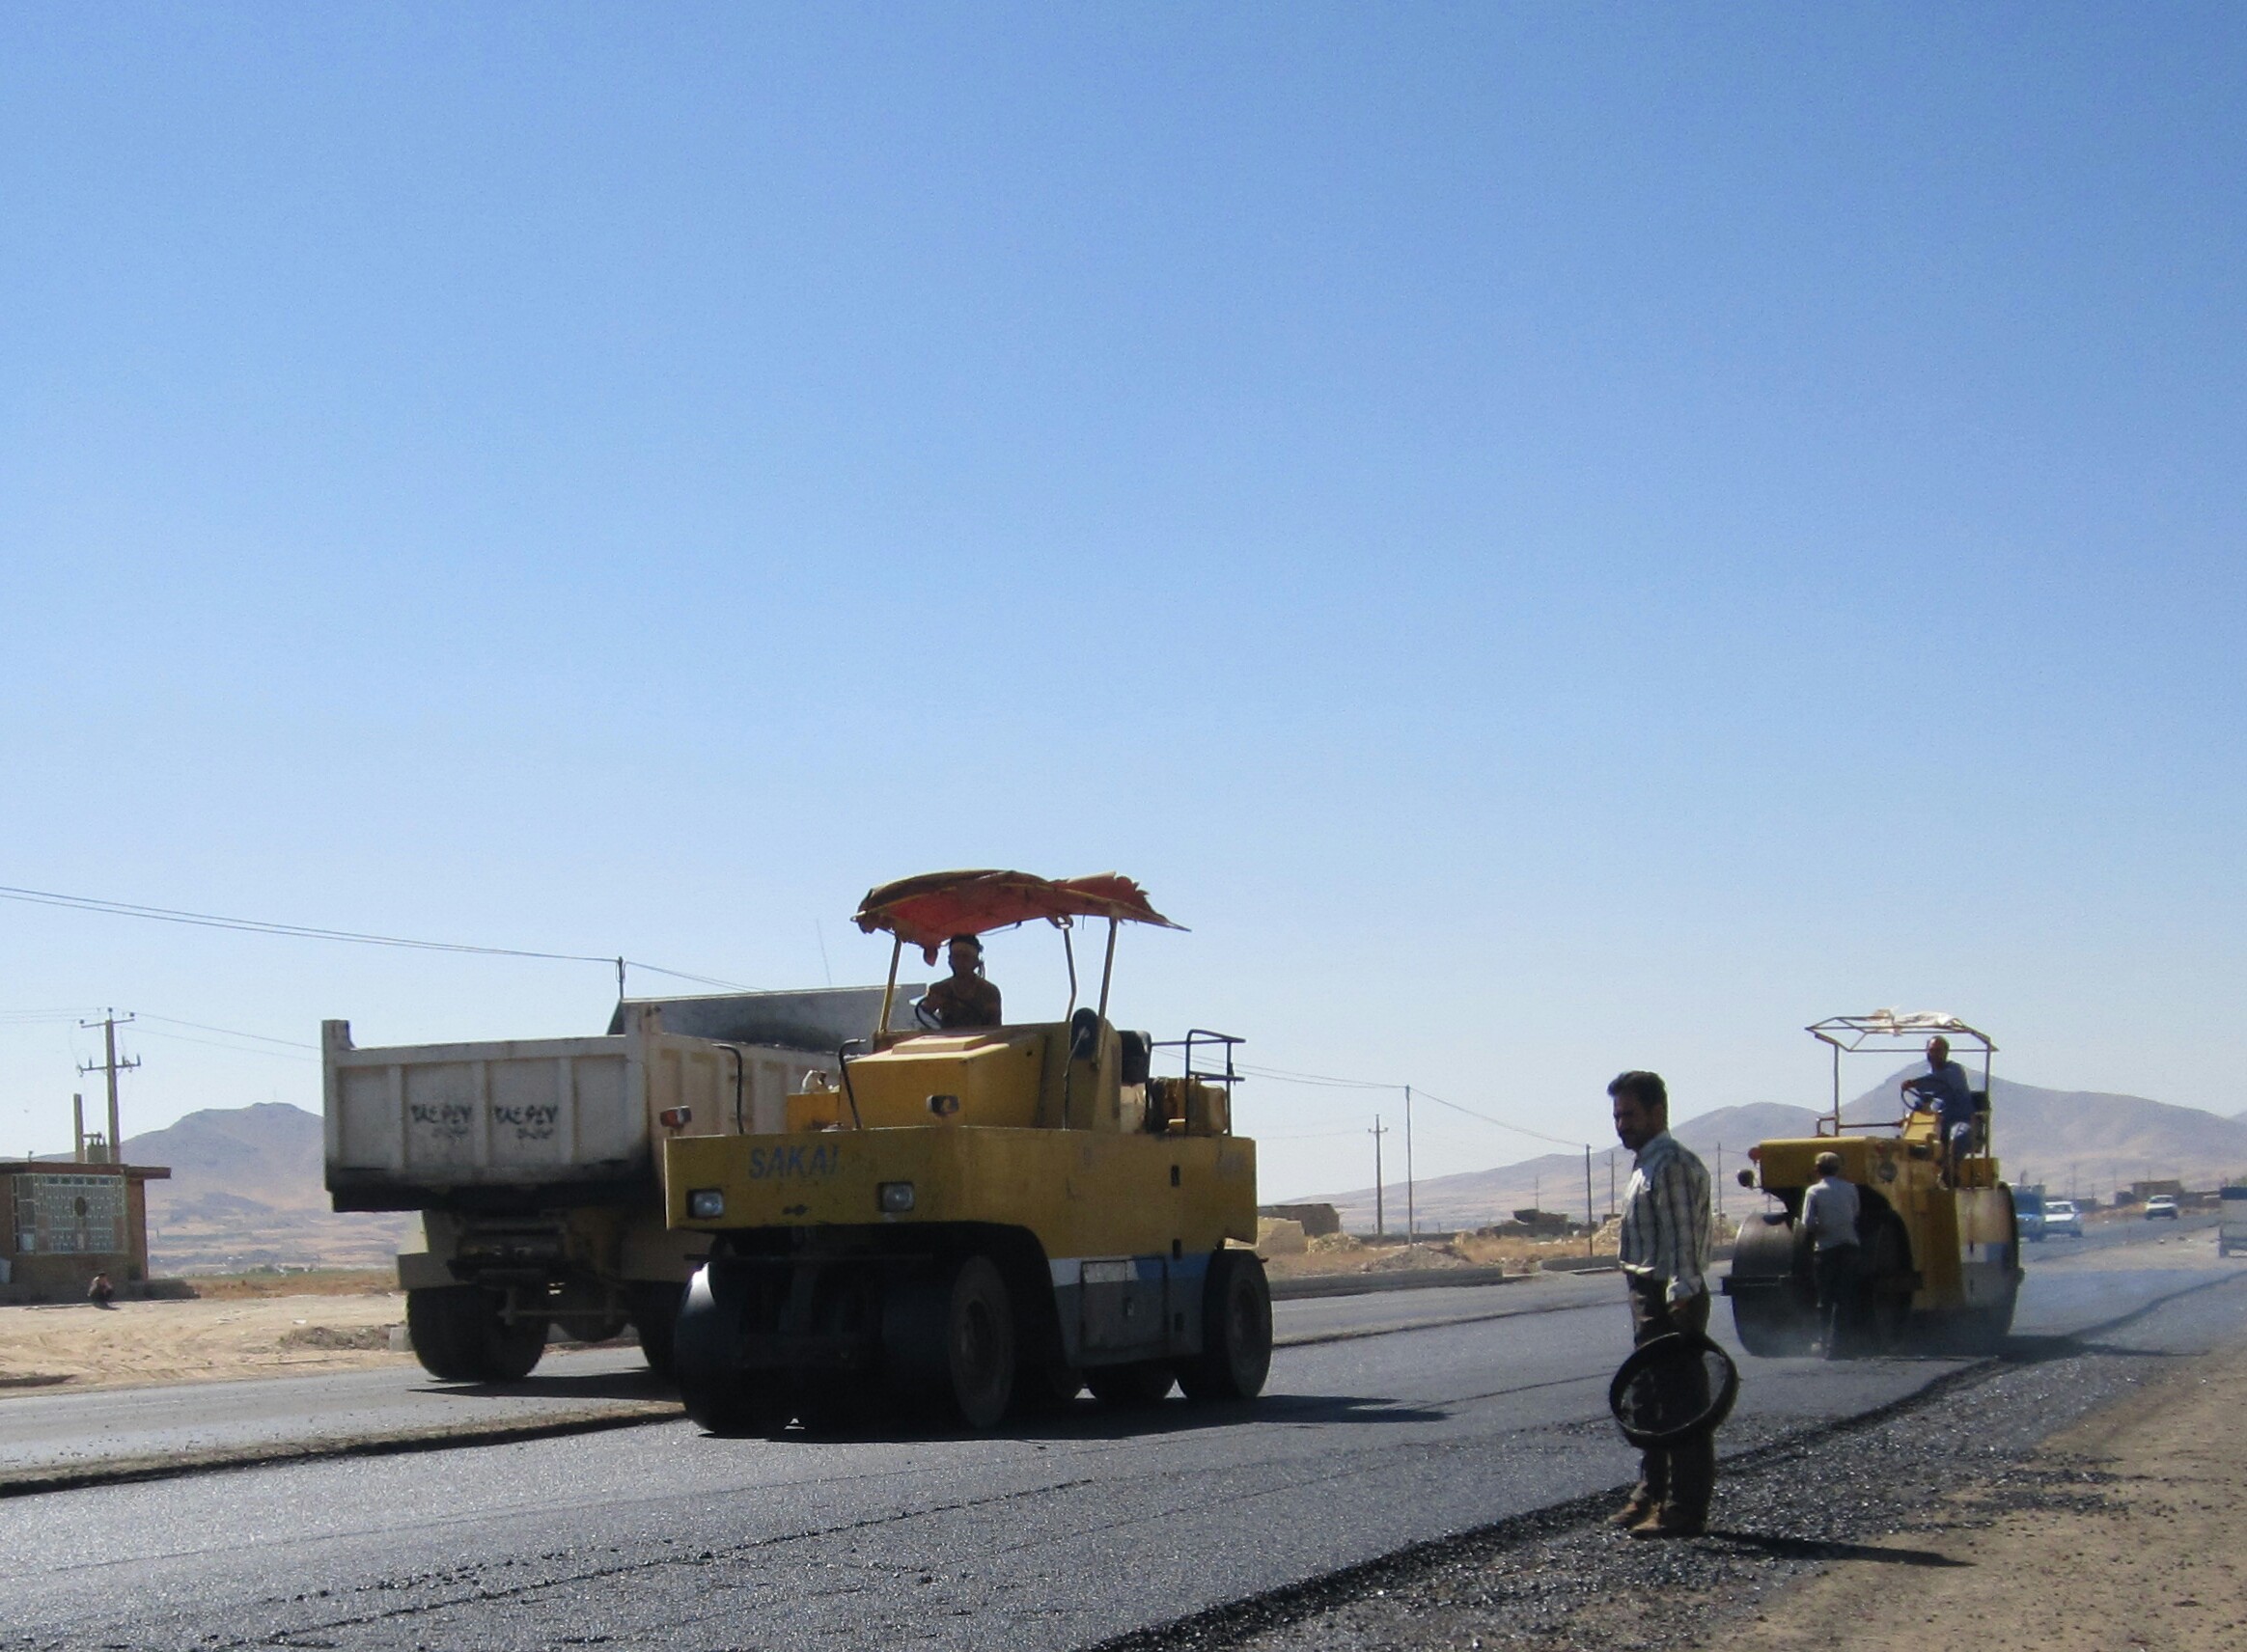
left=853, top=869, right=1181, bottom=962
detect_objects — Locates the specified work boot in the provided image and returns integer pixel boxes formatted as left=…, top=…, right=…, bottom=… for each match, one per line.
left=1606, top=1496, right=1655, bottom=1529
left=1627, top=1510, right=1706, bottom=1540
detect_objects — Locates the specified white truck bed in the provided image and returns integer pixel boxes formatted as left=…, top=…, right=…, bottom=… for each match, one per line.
left=323, top=1005, right=828, bottom=1211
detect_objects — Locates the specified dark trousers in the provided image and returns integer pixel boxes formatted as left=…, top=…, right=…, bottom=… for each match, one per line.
left=1814, top=1244, right=1859, bottom=1356
left=1626, top=1281, right=1715, bottom=1523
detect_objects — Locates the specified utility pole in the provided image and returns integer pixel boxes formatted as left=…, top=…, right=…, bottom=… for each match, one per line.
left=1369, top=1115, right=1388, bottom=1239
left=1583, top=1145, right=1595, bottom=1257
left=1716, top=1144, right=1725, bottom=1220
left=1403, top=1086, right=1416, bottom=1244
left=78, top=1010, right=139, bottom=1164
left=1609, top=1149, right=1617, bottom=1219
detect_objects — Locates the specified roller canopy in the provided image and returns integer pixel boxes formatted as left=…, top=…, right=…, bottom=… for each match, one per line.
left=854, top=869, right=1182, bottom=962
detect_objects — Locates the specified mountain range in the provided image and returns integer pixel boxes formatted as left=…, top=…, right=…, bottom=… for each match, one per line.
left=110, top=1067, right=2247, bottom=1269
left=1304, top=1071, right=2247, bottom=1233
left=122, top=1103, right=416, bottom=1273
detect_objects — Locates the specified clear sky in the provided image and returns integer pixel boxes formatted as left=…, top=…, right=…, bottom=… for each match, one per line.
left=3, top=4, right=2241, bottom=1199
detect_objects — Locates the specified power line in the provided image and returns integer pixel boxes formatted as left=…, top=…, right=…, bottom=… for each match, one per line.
left=135, top=1013, right=319, bottom=1050
left=0, top=881, right=750, bottom=992
left=1238, top=1061, right=1590, bottom=1149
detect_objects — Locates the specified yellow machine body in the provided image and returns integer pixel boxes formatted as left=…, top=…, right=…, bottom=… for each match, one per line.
left=661, top=1005, right=1262, bottom=1428
left=668, top=1123, right=1255, bottom=1259
left=1741, top=1111, right=2016, bottom=1316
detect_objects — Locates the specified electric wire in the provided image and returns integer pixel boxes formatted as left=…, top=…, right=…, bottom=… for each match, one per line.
left=1237, top=1061, right=1590, bottom=1149
left=0, top=882, right=749, bottom=992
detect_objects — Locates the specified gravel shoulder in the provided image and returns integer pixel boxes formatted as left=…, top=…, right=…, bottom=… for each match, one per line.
left=1726, top=1336, right=2247, bottom=1652
left=1101, top=1265, right=2247, bottom=1652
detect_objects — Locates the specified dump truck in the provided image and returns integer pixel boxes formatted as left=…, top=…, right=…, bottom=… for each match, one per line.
left=2220, top=1186, right=2247, bottom=1258
left=663, top=869, right=1268, bottom=1433
left=323, top=987, right=912, bottom=1382
left=1723, top=1011, right=2023, bottom=1355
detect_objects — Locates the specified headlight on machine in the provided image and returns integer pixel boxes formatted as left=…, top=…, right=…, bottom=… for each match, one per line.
left=877, top=1181, right=916, bottom=1214
left=686, top=1188, right=726, bottom=1221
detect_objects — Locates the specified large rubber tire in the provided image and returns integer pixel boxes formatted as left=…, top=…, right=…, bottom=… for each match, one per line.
left=1086, top=1361, right=1176, bottom=1408
left=405, top=1286, right=547, bottom=1383
left=675, top=1262, right=786, bottom=1436
left=1178, top=1251, right=1272, bottom=1401
left=883, top=1254, right=1016, bottom=1430
left=629, top=1283, right=683, bottom=1382
left=1728, top=1215, right=1817, bottom=1358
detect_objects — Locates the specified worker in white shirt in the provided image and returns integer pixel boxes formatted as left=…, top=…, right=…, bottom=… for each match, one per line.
left=1799, top=1151, right=1861, bottom=1360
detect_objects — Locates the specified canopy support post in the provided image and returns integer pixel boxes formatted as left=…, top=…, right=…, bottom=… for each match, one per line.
left=1062, top=922, right=1078, bottom=1020
left=1095, top=918, right=1118, bottom=1030
left=877, top=937, right=902, bottom=1037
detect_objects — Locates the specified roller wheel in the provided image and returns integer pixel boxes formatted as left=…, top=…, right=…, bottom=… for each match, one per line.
left=675, top=1262, right=785, bottom=1436
left=629, top=1283, right=683, bottom=1382
left=883, top=1254, right=1015, bottom=1429
left=1087, top=1361, right=1176, bottom=1408
left=1853, top=1215, right=1913, bottom=1354
left=1727, top=1215, right=1817, bottom=1358
left=1179, top=1251, right=1272, bottom=1401
left=405, top=1285, right=547, bottom=1383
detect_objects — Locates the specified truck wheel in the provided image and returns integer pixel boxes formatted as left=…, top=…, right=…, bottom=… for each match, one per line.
left=1179, top=1251, right=1272, bottom=1401
left=630, top=1284, right=683, bottom=1382
left=883, top=1254, right=1016, bottom=1429
left=405, top=1286, right=547, bottom=1383
left=1087, top=1362, right=1176, bottom=1407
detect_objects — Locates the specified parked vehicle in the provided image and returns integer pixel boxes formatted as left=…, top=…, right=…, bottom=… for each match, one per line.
left=2144, top=1195, right=2180, bottom=1221
left=2014, top=1187, right=2045, bottom=1242
left=2042, top=1198, right=2084, bottom=1237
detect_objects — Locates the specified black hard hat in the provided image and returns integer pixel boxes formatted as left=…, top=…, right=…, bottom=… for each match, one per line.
left=1608, top=1332, right=1740, bottom=1448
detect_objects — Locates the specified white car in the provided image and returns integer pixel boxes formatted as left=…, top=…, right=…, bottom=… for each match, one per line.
left=2144, top=1195, right=2180, bottom=1221
left=2043, top=1199, right=2084, bottom=1237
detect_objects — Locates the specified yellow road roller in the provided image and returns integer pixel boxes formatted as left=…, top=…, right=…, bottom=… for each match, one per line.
left=662, top=869, right=1268, bottom=1432
left=1724, top=1011, right=2022, bottom=1356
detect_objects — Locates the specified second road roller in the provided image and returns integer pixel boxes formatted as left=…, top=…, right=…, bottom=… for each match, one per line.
left=1724, top=1010, right=2023, bottom=1356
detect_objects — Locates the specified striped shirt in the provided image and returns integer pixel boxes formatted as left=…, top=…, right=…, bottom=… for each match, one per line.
left=1619, top=1130, right=1712, bottom=1302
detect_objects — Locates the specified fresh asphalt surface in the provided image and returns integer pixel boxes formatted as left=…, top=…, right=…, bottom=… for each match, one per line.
left=3, top=1224, right=2236, bottom=1652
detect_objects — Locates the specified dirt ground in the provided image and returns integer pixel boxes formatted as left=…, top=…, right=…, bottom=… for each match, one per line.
left=0, top=1288, right=416, bottom=1393
left=1730, top=1337, right=2247, bottom=1652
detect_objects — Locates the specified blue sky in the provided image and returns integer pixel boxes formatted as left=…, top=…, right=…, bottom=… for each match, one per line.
left=3, top=4, right=2242, bottom=1198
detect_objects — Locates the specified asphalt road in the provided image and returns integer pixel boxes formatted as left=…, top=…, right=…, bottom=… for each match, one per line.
left=0, top=1274, right=1596, bottom=1484
left=5, top=1228, right=2237, bottom=1652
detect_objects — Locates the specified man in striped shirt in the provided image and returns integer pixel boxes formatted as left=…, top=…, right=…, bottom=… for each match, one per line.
left=1609, top=1069, right=1715, bottom=1539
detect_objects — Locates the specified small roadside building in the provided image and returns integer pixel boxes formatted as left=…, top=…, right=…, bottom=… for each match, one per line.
left=0, top=1156, right=170, bottom=1303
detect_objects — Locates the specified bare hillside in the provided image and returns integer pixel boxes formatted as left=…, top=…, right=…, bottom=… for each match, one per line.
left=1305, top=1075, right=2247, bottom=1232
left=125, top=1103, right=417, bottom=1274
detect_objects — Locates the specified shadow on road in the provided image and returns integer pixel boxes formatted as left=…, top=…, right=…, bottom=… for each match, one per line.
left=1704, top=1529, right=1972, bottom=1567
left=417, top=1370, right=676, bottom=1401
left=698, top=1390, right=1452, bottom=1446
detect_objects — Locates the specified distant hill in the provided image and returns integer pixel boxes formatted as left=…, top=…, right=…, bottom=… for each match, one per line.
left=124, top=1103, right=416, bottom=1274
left=1303, top=1073, right=2247, bottom=1232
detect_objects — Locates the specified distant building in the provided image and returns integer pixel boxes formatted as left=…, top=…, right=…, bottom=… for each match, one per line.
left=1258, top=1201, right=1342, bottom=1238
left=0, top=1156, right=170, bottom=1303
